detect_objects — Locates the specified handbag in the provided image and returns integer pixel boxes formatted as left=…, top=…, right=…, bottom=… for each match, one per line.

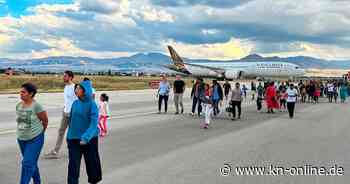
left=226, top=106, right=233, bottom=113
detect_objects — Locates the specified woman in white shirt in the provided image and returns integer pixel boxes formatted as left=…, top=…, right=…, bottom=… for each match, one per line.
left=286, top=84, right=298, bottom=119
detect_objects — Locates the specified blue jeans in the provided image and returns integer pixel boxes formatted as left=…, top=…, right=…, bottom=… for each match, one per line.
left=17, top=133, right=44, bottom=184
left=212, top=99, right=220, bottom=116
left=191, top=97, right=202, bottom=115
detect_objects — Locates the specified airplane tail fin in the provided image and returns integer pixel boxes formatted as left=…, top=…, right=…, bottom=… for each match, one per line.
left=167, top=46, right=186, bottom=70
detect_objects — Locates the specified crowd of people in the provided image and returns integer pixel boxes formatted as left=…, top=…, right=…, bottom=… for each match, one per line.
left=16, top=71, right=109, bottom=184
left=156, top=76, right=350, bottom=129
left=15, top=72, right=349, bottom=184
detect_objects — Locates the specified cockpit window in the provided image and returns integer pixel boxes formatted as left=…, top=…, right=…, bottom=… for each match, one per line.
left=295, top=67, right=299, bottom=69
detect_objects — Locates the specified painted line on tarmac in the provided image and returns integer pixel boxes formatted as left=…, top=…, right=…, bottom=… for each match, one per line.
left=0, top=101, right=256, bottom=135
left=111, top=111, right=156, bottom=120
left=0, top=111, right=157, bottom=136
left=0, top=129, right=16, bottom=135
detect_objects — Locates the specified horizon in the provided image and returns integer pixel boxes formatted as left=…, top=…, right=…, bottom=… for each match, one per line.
left=1, top=0, right=350, bottom=61
left=1, top=52, right=349, bottom=62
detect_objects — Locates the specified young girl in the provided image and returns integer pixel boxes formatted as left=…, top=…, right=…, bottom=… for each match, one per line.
left=201, top=84, right=213, bottom=129
left=98, top=93, right=110, bottom=137
left=280, top=89, right=287, bottom=111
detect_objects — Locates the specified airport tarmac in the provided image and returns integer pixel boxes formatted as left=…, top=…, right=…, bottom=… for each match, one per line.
left=0, top=89, right=349, bottom=184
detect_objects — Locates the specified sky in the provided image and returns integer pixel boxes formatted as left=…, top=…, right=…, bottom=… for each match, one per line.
left=0, top=0, right=350, bottom=60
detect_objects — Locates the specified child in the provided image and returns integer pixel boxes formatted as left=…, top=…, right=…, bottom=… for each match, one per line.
left=98, top=93, right=110, bottom=137
left=280, top=89, right=287, bottom=111
left=201, top=84, right=213, bottom=129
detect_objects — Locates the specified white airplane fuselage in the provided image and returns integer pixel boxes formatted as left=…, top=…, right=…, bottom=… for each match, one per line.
left=183, top=61, right=305, bottom=79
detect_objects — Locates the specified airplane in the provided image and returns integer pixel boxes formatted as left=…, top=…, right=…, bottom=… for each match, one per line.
left=166, top=46, right=305, bottom=80
left=0, top=67, right=25, bottom=75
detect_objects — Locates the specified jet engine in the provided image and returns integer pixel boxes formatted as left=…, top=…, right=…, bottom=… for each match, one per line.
left=224, top=71, right=243, bottom=79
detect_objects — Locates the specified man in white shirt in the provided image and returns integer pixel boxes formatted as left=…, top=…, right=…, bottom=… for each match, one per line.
left=327, top=82, right=334, bottom=103
left=286, top=84, right=298, bottom=119
left=46, top=71, right=77, bottom=158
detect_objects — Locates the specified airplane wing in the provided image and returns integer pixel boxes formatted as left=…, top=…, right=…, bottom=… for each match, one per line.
left=161, top=64, right=191, bottom=75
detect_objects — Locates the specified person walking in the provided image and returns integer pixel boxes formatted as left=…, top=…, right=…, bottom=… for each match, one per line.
left=242, top=84, right=248, bottom=99
left=286, top=84, right=298, bottom=119
left=230, top=82, right=243, bottom=120
left=280, top=89, right=287, bottom=111
left=211, top=80, right=223, bottom=116
left=333, top=82, right=339, bottom=103
left=309, top=81, right=316, bottom=104
left=98, top=93, right=110, bottom=137
left=173, top=75, right=186, bottom=114
left=67, top=80, right=102, bottom=184
left=314, top=84, right=321, bottom=103
left=265, top=82, right=278, bottom=113
left=45, top=70, right=77, bottom=158
left=17, top=83, right=48, bottom=184
left=251, top=81, right=257, bottom=100
left=327, top=82, right=334, bottom=103
left=306, top=82, right=312, bottom=103
left=320, top=83, right=325, bottom=98
left=201, top=84, right=213, bottom=129
left=299, top=83, right=307, bottom=103
left=157, top=75, right=171, bottom=114
left=340, top=83, right=348, bottom=103
left=191, top=78, right=204, bottom=116
left=223, top=80, right=231, bottom=101
left=256, top=82, right=264, bottom=112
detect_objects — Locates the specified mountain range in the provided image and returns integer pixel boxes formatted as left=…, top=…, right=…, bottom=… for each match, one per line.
left=1, top=53, right=350, bottom=73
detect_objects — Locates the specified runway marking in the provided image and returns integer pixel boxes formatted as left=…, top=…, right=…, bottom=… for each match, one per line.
left=0, top=129, right=16, bottom=135
left=111, top=111, right=156, bottom=120
left=0, top=111, right=158, bottom=135
left=0, top=101, right=256, bottom=135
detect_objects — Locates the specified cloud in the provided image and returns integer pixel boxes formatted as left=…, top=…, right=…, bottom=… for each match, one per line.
left=260, top=42, right=350, bottom=60
left=178, top=0, right=350, bottom=44
left=77, top=0, right=128, bottom=14
left=151, top=0, right=253, bottom=8
left=131, top=5, right=175, bottom=22
left=164, top=38, right=253, bottom=60
left=0, top=34, right=11, bottom=44
left=0, top=0, right=165, bottom=58
left=29, top=3, right=79, bottom=14
left=0, top=0, right=350, bottom=60
left=28, top=37, right=133, bottom=59
left=0, top=37, right=50, bottom=53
